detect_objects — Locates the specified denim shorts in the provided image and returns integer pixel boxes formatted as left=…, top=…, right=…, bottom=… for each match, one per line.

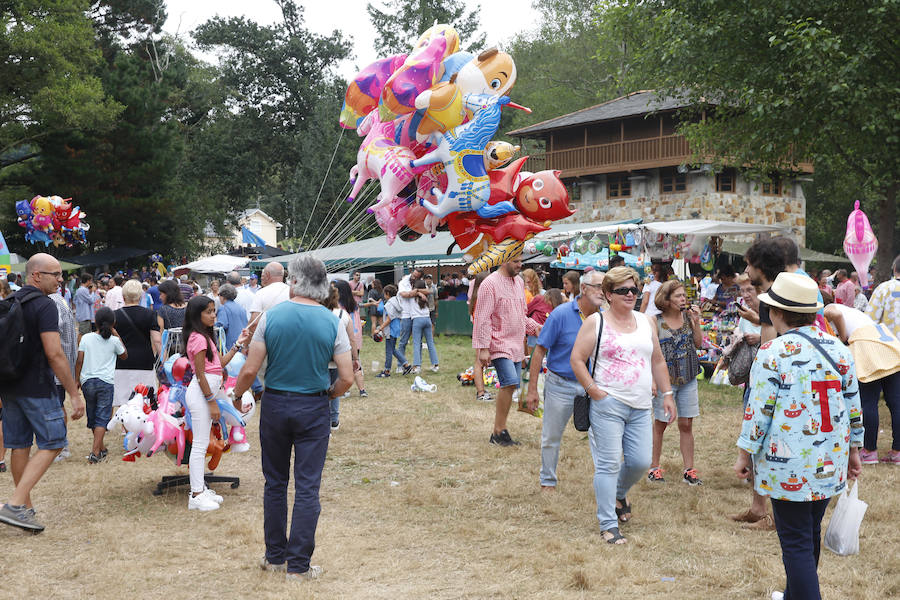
left=652, top=377, right=700, bottom=421
left=82, top=377, right=114, bottom=429
left=491, top=357, right=522, bottom=388
left=0, top=394, right=68, bottom=450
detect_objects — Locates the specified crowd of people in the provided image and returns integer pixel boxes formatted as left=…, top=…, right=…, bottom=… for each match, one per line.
left=1, top=242, right=898, bottom=596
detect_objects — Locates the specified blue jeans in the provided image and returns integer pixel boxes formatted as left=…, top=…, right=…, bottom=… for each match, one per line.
left=0, top=394, right=67, bottom=450
left=259, top=389, right=330, bottom=573
left=82, top=378, right=114, bottom=429
left=412, top=316, right=438, bottom=367
left=384, top=337, right=407, bottom=370
left=771, top=497, right=831, bottom=600
left=588, top=395, right=652, bottom=531
left=859, top=371, right=900, bottom=451
left=328, top=369, right=339, bottom=424
left=398, top=318, right=412, bottom=358
left=491, top=357, right=521, bottom=388
left=540, top=371, right=583, bottom=487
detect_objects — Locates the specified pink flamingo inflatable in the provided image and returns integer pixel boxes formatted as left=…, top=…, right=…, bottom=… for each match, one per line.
left=843, top=200, right=878, bottom=288
left=146, top=388, right=186, bottom=465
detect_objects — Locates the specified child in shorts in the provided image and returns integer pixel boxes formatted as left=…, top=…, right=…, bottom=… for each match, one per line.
left=75, top=307, right=126, bottom=463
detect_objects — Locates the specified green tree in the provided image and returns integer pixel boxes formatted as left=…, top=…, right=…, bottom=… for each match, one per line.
left=1, top=1, right=122, bottom=178
left=504, top=0, right=632, bottom=134
left=596, top=1, right=900, bottom=278
left=366, top=0, right=485, bottom=56
left=190, top=0, right=357, bottom=247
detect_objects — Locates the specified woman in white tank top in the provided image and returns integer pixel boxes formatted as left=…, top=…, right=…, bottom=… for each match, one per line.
left=570, top=266, right=676, bottom=545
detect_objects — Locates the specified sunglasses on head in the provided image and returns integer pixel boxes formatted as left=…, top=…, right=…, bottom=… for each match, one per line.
left=610, top=286, right=639, bottom=296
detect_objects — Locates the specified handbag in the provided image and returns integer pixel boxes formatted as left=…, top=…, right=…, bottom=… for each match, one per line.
left=573, top=313, right=603, bottom=432
left=727, top=339, right=758, bottom=385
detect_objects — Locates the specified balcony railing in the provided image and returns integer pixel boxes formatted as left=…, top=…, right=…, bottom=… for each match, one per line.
left=523, top=134, right=691, bottom=177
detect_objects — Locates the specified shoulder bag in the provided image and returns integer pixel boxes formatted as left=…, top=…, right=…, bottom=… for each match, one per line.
left=573, top=313, right=604, bottom=432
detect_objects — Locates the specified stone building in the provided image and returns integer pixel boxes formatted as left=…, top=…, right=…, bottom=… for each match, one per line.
left=507, top=91, right=812, bottom=244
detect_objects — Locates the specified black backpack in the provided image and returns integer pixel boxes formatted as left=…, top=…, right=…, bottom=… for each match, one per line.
left=0, top=287, right=44, bottom=381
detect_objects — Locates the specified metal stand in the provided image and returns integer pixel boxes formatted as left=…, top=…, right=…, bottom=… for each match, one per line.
left=152, top=473, right=240, bottom=496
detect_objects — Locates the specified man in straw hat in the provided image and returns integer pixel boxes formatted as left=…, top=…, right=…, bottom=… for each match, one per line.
left=735, top=272, right=862, bottom=600
left=472, top=256, right=542, bottom=446
left=825, top=300, right=900, bottom=465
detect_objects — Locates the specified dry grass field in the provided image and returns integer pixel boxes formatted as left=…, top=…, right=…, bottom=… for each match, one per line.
left=1, top=335, right=898, bottom=599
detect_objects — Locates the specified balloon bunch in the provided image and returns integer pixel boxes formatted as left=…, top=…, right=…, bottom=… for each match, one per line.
left=340, top=24, right=575, bottom=275
left=149, top=253, right=167, bottom=278
left=16, top=195, right=89, bottom=247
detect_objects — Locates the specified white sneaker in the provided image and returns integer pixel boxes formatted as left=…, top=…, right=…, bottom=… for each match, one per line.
left=54, top=447, right=71, bottom=462
left=188, top=492, right=220, bottom=511
left=203, top=487, right=223, bottom=504
left=286, top=565, right=324, bottom=581
left=430, top=365, right=439, bottom=373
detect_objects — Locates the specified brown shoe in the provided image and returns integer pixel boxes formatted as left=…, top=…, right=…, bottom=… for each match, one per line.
left=741, top=514, right=775, bottom=531
left=729, top=509, right=766, bottom=523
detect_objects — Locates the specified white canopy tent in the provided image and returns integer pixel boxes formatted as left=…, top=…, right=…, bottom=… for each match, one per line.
left=173, top=254, right=249, bottom=275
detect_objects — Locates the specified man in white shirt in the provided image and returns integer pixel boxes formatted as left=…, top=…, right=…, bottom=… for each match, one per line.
left=249, top=262, right=290, bottom=332
left=397, top=267, right=423, bottom=364
left=228, top=271, right=255, bottom=317
left=104, top=275, right=125, bottom=310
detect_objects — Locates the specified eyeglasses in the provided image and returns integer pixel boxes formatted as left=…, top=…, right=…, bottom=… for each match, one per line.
left=610, top=286, right=639, bottom=296
left=38, top=271, right=63, bottom=278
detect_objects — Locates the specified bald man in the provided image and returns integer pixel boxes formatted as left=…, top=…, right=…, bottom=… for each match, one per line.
left=248, top=262, right=290, bottom=333
left=0, top=253, right=84, bottom=533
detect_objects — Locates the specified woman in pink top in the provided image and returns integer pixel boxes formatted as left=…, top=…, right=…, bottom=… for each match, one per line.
left=183, top=295, right=248, bottom=511
left=570, top=267, right=675, bottom=544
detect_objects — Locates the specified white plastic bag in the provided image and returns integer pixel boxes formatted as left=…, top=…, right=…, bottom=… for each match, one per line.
left=824, top=480, right=867, bottom=556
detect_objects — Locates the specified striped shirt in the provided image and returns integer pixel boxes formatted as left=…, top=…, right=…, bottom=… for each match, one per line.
left=472, top=270, right=540, bottom=362
left=50, top=292, right=78, bottom=385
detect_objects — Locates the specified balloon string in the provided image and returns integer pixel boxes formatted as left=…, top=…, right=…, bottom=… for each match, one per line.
left=307, top=177, right=355, bottom=249
left=300, top=126, right=346, bottom=246
left=312, top=181, right=378, bottom=249
left=315, top=184, right=378, bottom=249
left=319, top=203, right=378, bottom=252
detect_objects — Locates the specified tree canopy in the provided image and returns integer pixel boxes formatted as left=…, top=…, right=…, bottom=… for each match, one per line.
left=366, top=0, right=485, bottom=56
left=595, top=0, right=900, bottom=276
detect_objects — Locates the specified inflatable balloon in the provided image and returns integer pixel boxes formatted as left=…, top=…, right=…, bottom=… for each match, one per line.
left=346, top=110, right=423, bottom=214
left=843, top=200, right=878, bottom=288
left=378, top=24, right=460, bottom=123
left=414, top=47, right=518, bottom=140
left=484, top=141, right=520, bottom=170
left=413, top=94, right=529, bottom=220
left=340, top=54, right=408, bottom=129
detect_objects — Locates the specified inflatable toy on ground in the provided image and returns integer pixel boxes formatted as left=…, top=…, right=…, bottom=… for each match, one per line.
left=843, top=201, right=878, bottom=288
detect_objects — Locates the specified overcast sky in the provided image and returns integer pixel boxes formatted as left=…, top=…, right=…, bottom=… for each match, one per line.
left=163, top=0, right=539, bottom=79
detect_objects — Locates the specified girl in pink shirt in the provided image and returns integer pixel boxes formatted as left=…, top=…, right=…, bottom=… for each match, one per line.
left=183, top=295, right=247, bottom=511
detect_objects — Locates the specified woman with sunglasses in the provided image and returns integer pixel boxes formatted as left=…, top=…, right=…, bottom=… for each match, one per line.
left=570, top=266, right=676, bottom=545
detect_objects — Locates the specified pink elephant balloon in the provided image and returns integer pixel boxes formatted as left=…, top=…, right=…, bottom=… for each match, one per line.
left=843, top=200, right=878, bottom=288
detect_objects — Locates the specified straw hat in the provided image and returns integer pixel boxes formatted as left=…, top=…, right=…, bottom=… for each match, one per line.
left=758, top=272, right=823, bottom=313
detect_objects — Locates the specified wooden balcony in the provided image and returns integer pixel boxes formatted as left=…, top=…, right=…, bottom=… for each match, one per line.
left=523, top=134, right=692, bottom=178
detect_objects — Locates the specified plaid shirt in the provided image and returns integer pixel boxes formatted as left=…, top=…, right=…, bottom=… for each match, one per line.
left=50, top=292, right=77, bottom=385
left=472, top=271, right=540, bottom=362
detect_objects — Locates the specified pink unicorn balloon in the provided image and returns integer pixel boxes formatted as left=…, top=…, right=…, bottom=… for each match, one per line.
left=843, top=200, right=878, bottom=288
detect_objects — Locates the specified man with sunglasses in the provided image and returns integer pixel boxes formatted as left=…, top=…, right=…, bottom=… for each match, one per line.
left=472, top=258, right=542, bottom=446
left=0, top=253, right=84, bottom=533
left=526, top=270, right=604, bottom=489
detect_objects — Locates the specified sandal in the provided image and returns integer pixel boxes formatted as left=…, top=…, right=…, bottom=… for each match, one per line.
left=602, top=527, right=627, bottom=545
left=0, top=461, right=5, bottom=473
left=615, top=498, right=632, bottom=522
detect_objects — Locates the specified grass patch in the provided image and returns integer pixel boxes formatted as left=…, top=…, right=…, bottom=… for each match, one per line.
left=0, top=334, right=895, bottom=599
